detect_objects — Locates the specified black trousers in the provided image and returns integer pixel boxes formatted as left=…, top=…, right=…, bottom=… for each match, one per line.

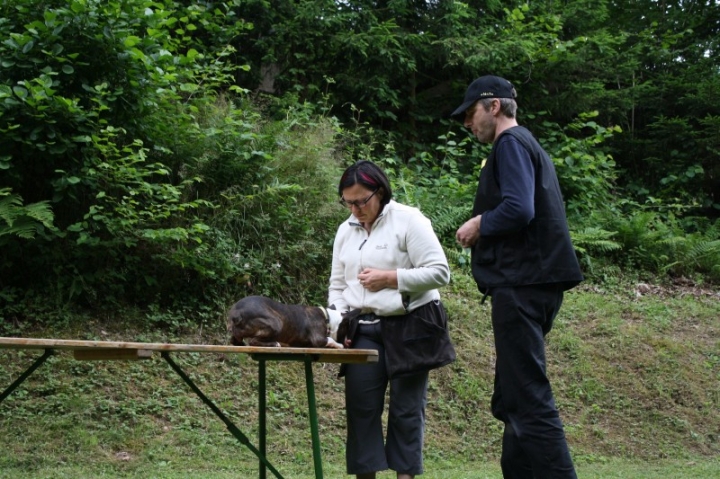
left=490, top=285, right=577, bottom=479
left=344, top=322, right=429, bottom=476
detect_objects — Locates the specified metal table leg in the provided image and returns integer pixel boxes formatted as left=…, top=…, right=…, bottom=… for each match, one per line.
left=161, top=352, right=284, bottom=479
left=259, top=358, right=267, bottom=479
left=1, top=347, right=330, bottom=479
left=304, top=357, right=324, bottom=479
left=251, top=353, right=325, bottom=479
left=0, top=349, right=53, bottom=403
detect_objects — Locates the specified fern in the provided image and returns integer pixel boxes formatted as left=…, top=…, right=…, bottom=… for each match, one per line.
left=424, top=204, right=472, bottom=244
left=444, top=246, right=472, bottom=273
left=665, top=239, right=720, bottom=280
left=687, top=239, right=720, bottom=263
left=707, top=219, right=720, bottom=239
left=569, top=227, right=622, bottom=276
left=0, top=188, right=56, bottom=240
left=613, top=211, right=660, bottom=248
left=570, top=227, right=622, bottom=255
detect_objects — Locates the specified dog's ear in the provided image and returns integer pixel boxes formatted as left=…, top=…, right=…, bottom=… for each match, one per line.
left=336, top=309, right=363, bottom=345
left=336, top=316, right=349, bottom=345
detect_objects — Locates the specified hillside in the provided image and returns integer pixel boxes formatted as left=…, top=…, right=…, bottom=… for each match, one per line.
left=0, top=276, right=718, bottom=477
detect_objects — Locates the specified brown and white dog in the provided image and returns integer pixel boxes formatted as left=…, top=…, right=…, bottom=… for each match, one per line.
left=227, top=295, right=351, bottom=348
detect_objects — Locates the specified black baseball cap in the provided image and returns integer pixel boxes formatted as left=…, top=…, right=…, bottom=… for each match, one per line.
left=451, top=75, right=516, bottom=121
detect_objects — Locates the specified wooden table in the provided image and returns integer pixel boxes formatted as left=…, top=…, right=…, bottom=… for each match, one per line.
left=0, top=337, right=378, bottom=479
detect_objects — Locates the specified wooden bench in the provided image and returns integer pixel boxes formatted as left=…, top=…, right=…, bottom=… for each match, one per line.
left=0, top=337, right=378, bottom=479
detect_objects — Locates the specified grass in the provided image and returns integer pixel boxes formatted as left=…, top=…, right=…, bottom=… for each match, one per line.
left=2, top=459, right=720, bottom=479
left=1, top=273, right=718, bottom=478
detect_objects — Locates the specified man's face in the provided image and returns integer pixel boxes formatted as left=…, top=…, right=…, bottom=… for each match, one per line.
left=463, top=100, right=497, bottom=144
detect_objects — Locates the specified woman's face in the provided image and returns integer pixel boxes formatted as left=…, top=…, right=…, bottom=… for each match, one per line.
left=341, top=183, right=383, bottom=225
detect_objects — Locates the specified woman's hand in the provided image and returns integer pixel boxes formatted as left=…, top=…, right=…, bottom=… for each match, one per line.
left=358, top=268, right=398, bottom=292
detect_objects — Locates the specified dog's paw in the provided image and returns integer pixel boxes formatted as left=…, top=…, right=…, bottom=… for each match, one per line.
left=325, top=337, right=344, bottom=349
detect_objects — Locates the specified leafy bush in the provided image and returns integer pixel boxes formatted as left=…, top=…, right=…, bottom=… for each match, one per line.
left=536, top=111, right=621, bottom=218
left=2, top=0, right=718, bottom=328
left=0, top=0, right=252, bottom=318
left=210, top=110, right=346, bottom=306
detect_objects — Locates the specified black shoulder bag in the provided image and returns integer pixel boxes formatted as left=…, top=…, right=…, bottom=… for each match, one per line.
left=381, top=299, right=456, bottom=379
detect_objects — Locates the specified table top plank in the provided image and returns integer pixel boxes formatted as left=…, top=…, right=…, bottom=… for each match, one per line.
left=0, top=337, right=378, bottom=364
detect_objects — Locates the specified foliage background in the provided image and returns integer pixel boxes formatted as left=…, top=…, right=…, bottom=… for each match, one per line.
left=1, top=0, right=717, bottom=325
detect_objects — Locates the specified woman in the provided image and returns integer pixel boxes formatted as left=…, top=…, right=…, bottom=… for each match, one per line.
left=328, top=160, right=451, bottom=479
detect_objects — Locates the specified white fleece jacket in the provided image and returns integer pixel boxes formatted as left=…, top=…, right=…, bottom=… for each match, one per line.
left=328, top=200, right=450, bottom=316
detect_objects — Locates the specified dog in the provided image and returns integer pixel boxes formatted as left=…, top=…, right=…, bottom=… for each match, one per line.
left=227, top=295, right=356, bottom=349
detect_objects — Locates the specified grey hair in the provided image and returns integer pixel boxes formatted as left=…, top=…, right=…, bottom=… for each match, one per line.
left=479, top=97, right=517, bottom=119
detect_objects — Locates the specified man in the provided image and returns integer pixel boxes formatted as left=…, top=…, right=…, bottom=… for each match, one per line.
left=453, top=75, right=584, bottom=479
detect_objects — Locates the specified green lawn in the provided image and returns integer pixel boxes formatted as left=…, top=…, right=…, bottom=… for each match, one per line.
left=1, top=285, right=718, bottom=479
left=1, top=458, right=719, bottom=478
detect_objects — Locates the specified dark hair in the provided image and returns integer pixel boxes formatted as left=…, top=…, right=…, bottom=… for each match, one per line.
left=338, top=160, right=392, bottom=207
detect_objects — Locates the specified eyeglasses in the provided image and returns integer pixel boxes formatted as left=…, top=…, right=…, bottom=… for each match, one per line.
left=339, top=189, right=379, bottom=209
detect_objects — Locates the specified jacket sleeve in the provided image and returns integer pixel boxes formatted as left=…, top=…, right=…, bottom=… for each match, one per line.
left=480, top=136, right=536, bottom=236
left=328, top=225, right=350, bottom=313
left=396, top=213, right=450, bottom=293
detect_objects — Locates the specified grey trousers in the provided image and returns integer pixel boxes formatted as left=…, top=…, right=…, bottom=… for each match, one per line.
left=344, top=322, right=429, bottom=475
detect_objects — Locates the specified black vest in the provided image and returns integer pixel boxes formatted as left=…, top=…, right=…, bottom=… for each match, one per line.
left=471, top=126, right=583, bottom=292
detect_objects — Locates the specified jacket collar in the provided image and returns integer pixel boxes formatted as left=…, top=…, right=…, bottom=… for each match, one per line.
left=348, top=200, right=392, bottom=228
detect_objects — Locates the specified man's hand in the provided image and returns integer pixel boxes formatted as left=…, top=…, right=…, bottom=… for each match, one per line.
left=456, top=215, right=482, bottom=249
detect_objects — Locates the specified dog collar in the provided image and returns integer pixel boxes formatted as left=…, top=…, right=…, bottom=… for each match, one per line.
left=324, top=308, right=343, bottom=340
left=320, top=307, right=331, bottom=336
